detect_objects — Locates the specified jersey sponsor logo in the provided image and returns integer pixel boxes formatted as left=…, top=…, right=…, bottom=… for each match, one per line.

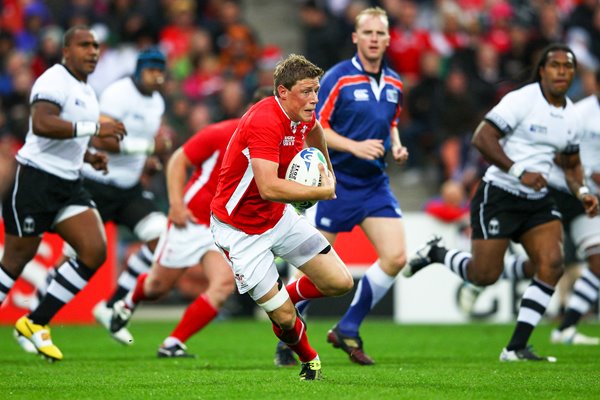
left=74, top=98, right=87, bottom=108
left=353, top=89, right=370, bottom=101
left=488, top=218, right=500, bottom=236
left=23, top=216, right=35, bottom=234
left=283, top=135, right=295, bottom=146
left=529, top=124, right=547, bottom=134
left=386, top=89, right=399, bottom=103
left=132, top=113, right=144, bottom=120
left=549, top=112, right=564, bottom=119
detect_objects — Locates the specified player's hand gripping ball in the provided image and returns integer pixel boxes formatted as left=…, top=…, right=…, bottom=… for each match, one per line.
left=285, top=147, right=328, bottom=211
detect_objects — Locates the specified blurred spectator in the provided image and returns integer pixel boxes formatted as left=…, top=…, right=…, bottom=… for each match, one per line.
left=436, top=67, right=479, bottom=182
left=171, top=28, right=215, bottom=80
left=186, top=103, right=213, bottom=135
left=387, top=0, right=434, bottom=87
left=403, top=50, right=443, bottom=170
left=160, top=0, right=197, bottom=61
left=429, top=1, right=469, bottom=59
left=483, top=1, right=513, bottom=54
left=214, top=0, right=260, bottom=93
left=500, top=20, right=533, bottom=86
left=298, top=0, right=345, bottom=70
left=182, top=53, right=223, bottom=101
left=30, top=25, right=63, bottom=78
left=15, top=1, right=51, bottom=55
left=256, top=44, right=282, bottom=87
left=423, top=179, right=469, bottom=223
left=214, top=78, right=247, bottom=121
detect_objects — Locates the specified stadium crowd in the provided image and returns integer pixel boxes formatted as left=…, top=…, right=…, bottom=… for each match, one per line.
left=1, top=0, right=600, bottom=200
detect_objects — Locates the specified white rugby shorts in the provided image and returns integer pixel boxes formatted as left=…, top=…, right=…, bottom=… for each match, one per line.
left=153, top=221, right=218, bottom=268
left=210, top=205, right=329, bottom=299
left=570, top=214, right=600, bottom=257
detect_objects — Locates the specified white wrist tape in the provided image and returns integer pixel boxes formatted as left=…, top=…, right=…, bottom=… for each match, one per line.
left=577, top=186, right=590, bottom=200
left=120, top=137, right=155, bottom=155
left=257, top=286, right=290, bottom=312
left=508, top=163, right=525, bottom=180
left=73, top=121, right=99, bottom=137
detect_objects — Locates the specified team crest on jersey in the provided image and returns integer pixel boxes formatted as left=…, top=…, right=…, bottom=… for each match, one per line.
left=353, top=89, right=369, bottom=101
left=529, top=124, right=547, bottom=134
left=283, top=136, right=295, bottom=146
left=386, top=89, right=399, bottom=103
left=290, top=121, right=300, bottom=133
left=234, top=273, right=247, bottom=289
left=23, top=216, right=35, bottom=234
left=488, top=218, right=500, bottom=236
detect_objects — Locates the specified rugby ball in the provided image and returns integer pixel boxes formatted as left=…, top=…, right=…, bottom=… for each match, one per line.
left=285, top=147, right=328, bottom=210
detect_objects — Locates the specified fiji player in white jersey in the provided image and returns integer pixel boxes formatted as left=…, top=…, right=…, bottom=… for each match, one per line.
left=1, top=26, right=126, bottom=361
left=404, top=44, right=599, bottom=362
left=457, top=69, right=600, bottom=346
left=30, top=48, right=172, bottom=346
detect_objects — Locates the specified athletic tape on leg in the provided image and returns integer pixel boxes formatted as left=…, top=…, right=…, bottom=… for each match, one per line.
left=258, top=287, right=290, bottom=312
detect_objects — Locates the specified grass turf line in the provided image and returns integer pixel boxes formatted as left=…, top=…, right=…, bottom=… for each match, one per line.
left=0, top=320, right=599, bottom=399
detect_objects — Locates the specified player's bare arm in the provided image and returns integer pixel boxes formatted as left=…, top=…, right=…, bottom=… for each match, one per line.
left=31, top=101, right=126, bottom=141
left=166, top=147, right=197, bottom=227
left=473, top=120, right=547, bottom=190
left=559, top=151, right=599, bottom=217
left=323, top=127, right=384, bottom=161
left=390, top=126, right=408, bottom=164
left=252, top=158, right=335, bottom=202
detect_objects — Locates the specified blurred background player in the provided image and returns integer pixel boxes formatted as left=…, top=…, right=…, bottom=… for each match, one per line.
left=293, top=7, right=408, bottom=366
left=31, top=47, right=172, bottom=346
left=458, top=67, right=600, bottom=346
left=4, top=26, right=126, bottom=361
left=210, top=54, right=353, bottom=380
left=404, top=44, right=598, bottom=362
left=107, top=87, right=272, bottom=357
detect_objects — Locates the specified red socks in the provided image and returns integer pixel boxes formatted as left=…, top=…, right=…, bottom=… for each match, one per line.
left=286, top=275, right=324, bottom=304
left=170, top=294, right=218, bottom=343
left=130, top=273, right=148, bottom=305
left=272, top=315, right=317, bottom=362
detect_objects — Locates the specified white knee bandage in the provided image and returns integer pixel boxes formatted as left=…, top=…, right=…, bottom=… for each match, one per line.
left=258, top=287, right=290, bottom=312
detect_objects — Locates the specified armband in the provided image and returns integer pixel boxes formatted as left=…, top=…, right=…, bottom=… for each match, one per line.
left=508, top=163, right=525, bottom=180
left=73, top=121, right=100, bottom=137
left=577, top=186, right=590, bottom=200
left=120, top=137, right=155, bottom=155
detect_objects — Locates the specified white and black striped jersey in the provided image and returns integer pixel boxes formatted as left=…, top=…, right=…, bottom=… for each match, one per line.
left=81, top=77, right=165, bottom=188
left=483, top=82, right=580, bottom=198
left=16, top=64, right=100, bottom=180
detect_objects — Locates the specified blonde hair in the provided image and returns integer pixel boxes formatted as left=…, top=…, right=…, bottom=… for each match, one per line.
left=355, top=6, right=389, bottom=31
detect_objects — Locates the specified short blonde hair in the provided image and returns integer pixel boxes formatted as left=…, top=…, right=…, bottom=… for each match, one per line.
left=355, top=7, right=389, bottom=31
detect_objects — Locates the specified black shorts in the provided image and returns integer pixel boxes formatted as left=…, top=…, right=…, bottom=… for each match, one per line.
left=83, top=179, right=160, bottom=232
left=470, top=181, right=561, bottom=242
left=548, top=186, right=583, bottom=232
left=2, top=164, right=94, bottom=237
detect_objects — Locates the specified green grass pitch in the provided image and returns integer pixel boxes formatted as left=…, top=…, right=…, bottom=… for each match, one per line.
left=1, top=319, right=599, bottom=399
